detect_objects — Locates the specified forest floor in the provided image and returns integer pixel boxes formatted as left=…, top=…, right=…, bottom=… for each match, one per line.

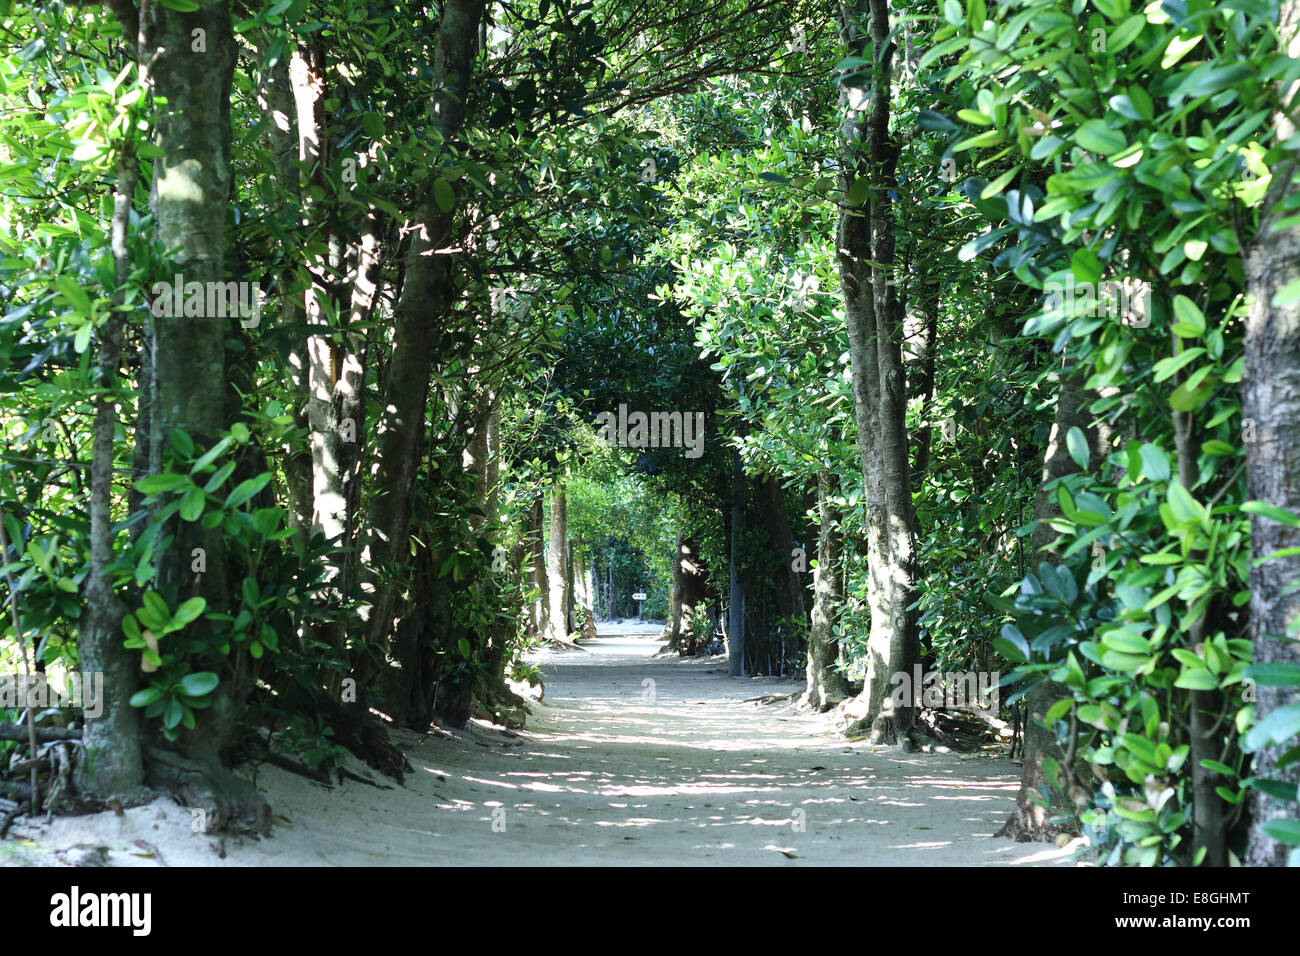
left=3, top=622, right=1072, bottom=866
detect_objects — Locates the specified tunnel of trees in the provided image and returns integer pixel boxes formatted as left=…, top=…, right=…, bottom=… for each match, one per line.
left=0, top=0, right=1299, bottom=869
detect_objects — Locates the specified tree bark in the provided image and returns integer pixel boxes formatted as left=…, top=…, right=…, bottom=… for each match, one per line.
left=78, top=123, right=144, bottom=802
left=354, top=0, right=486, bottom=694
left=836, top=0, right=898, bottom=739
left=1244, top=0, right=1300, bottom=866
left=667, top=527, right=685, bottom=646
left=998, top=366, right=1103, bottom=841
left=528, top=492, right=548, bottom=639
left=144, top=0, right=266, bottom=834
left=867, top=0, right=919, bottom=743
left=727, top=448, right=746, bottom=676
left=804, top=472, right=852, bottom=710
left=546, top=489, right=569, bottom=641
left=672, top=536, right=709, bottom=654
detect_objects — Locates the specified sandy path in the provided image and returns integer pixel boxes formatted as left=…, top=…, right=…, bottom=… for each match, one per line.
left=5, top=623, right=1070, bottom=866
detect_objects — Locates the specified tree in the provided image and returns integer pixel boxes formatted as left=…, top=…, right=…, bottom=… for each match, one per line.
left=1243, top=0, right=1300, bottom=868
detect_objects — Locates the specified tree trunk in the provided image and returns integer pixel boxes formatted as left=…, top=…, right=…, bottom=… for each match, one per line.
left=354, top=0, right=486, bottom=695
left=572, top=547, right=596, bottom=639
left=667, top=527, right=685, bottom=646
left=727, top=448, right=746, bottom=676
left=836, top=0, right=897, bottom=738
left=998, top=366, right=1102, bottom=841
left=143, top=0, right=266, bottom=834
left=1244, top=0, right=1300, bottom=866
left=1172, top=368, right=1228, bottom=865
left=78, top=125, right=144, bottom=803
left=546, top=489, right=569, bottom=641
left=255, top=38, right=313, bottom=548
left=804, top=472, right=852, bottom=710
left=528, top=492, right=548, bottom=639
left=673, top=536, right=709, bottom=654
left=867, top=0, right=919, bottom=743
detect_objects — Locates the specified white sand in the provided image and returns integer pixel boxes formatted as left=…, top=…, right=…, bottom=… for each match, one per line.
left=3, top=622, right=1072, bottom=866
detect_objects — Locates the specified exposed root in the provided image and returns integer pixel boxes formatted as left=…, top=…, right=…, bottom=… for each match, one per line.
left=744, top=692, right=797, bottom=706
left=994, top=808, right=1067, bottom=843
left=322, top=700, right=413, bottom=783
left=145, top=745, right=271, bottom=838
left=255, top=749, right=333, bottom=786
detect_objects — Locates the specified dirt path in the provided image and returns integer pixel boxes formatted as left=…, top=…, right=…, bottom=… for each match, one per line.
left=5, top=623, right=1070, bottom=866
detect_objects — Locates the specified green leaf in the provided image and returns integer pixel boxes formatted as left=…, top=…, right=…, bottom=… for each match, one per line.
left=180, top=487, right=206, bottom=522
left=1100, top=629, right=1150, bottom=654
left=1199, top=760, right=1236, bottom=776
left=129, top=688, right=162, bottom=707
left=1045, top=698, right=1073, bottom=723
left=1174, top=668, right=1219, bottom=690
left=1248, top=778, right=1298, bottom=801
left=1042, top=756, right=1061, bottom=791
left=433, top=178, right=455, bottom=213
left=1260, top=819, right=1300, bottom=846
left=142, top=590, right=170, bottom=625
left=1167, top=483, right=1203, bottom=526
left=1242, top=500, right=1300, bottom=527
left=169, top=428, right=195, bottom=459
left=1076, top=120, right=1126, bottom=155
left=172, top=596, right=207, bottom=627
left=136, top=472, right=190, bottom=494
left=1127, top=85, right=1154, bottom=121
left=994, top=624, right=1030, bottom=663
left=203, top=461, right=237, bottom=494
left=224, top=473, right=272, bottom=509
left=191, top=436, right=233, bottom=474
left=1107, top=15, right=1146, bottom=54
left=1102, top=650, right=1150, bottom=673
left=1138, top=443, right=1171, bottom=483
left=1066, top=426, right=1089, bottom=469
left=55, top=276, right=92, bottom=316
left=1121, top=733, right=1160, bottom=767
left=1172, top=295, right=1206, bottom=336
left=1245, top=703, right=1300, bottom=751
left=361, top=111, right=385, bottom=139
left=179, top=672, right=219, bottom=697
left=1152, top=348, right=1205, bottom=383
left=1248, top=663, right=1300, bottom=687
left=1071, top=247, right=1103, bottom=285
left=1179, top=64, right=1255, bottom=98
left=163, top=696, right=183, bottom=729
left=74, top=323, right=92, bottom=354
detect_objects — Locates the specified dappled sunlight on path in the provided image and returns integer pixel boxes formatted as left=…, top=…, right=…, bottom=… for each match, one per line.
left=10, top=622, right=1073, bottom=866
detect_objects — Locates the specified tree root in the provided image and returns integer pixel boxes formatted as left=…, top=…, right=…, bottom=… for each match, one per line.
left=318, top=699, right=413, bottom=784
left=994, top=804, right=1068, bottom=843
left=256, top=749, right=333, bottom=786
left=0, top=721, right=80, bottom=742
left=145, top=745, right=271, bottom=838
